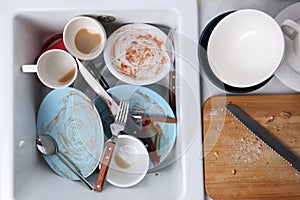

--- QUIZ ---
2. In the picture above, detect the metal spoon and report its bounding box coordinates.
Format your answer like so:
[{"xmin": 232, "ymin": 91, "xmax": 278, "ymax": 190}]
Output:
[{"xmin": 36, "ymin": 135, "xmax": 94, "ymax": 190}]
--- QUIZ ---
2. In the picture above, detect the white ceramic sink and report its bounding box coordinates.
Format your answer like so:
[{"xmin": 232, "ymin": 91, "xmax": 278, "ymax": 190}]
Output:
[{"xmin": 0, "ymin": 0, "xmax": 203, "ymax": 199}]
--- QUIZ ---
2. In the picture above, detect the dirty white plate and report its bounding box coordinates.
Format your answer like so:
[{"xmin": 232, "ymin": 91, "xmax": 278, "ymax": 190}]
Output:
[{"xmin": 104, "ymin": 23, "xmax": 171, "ymax": 85}]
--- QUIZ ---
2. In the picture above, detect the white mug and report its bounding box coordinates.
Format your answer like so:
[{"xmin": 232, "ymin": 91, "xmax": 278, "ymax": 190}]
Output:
[
  {"xmin": 21, "ymin": 49, "xmax": 78, "ymax": 89},
  {"xmin": 281, "ymin": 19, "xmax": 300, "ymax": 57},
  {"xmin": 281, "ymin": 19, "xmax": 300, "ymax": 74},
  {"xmin": 63, "ymin": 16, "xmax": 107, "ymax": 60}
]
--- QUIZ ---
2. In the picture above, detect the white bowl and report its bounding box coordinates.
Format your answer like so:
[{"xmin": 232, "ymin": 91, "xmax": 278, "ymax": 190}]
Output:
[
  {"xmin": 106, "ymin": 135, "xmax": 149, "ymax": 188},
  {"xmin": 207, "ymin": 9, "xmax": 285, "ymax": 88}
]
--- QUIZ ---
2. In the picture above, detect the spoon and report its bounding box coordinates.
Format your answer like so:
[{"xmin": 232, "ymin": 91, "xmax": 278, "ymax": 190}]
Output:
[{"xmin": 36, "ymin": 135, "xmax": 94, "ymax": 190}]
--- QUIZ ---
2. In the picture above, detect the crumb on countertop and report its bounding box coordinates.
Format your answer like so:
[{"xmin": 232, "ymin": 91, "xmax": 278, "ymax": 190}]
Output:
[
  {"xmin": 214, "ymin": 151, "xmax": 219, "ymax": 158},
  {"xmin": 264, "ymin": 116, "xmax": 274, "ymax": 124},
  {"xmin": 280, "ymin": 111, "xmax": 291, "ymax": 119},
  {"xmin": 232, "ymin": 169, "xmax": 236, "ymax": 175}
]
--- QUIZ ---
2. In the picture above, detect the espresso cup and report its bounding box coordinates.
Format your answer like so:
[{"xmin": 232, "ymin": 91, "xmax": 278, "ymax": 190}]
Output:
[
  {"xmin": 63, "ymin": 16, "xmax": 107, "ymax": 60},
  {"xmin": 21, "ymin": 49, "xmax": 78, "ymax": 89},
  {"xmin": 281, "ymin": 19, "xmax": 300, "ymax": 74}
]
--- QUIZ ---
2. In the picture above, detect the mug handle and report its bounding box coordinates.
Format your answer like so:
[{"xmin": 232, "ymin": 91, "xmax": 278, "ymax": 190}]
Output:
[
  {"xmin": 281, "ymin": 19, "xmax": 300, "ymax": 41},
  {"xmin": 21, "ymin": 65, "xmax": 37, "ymax": 73}
]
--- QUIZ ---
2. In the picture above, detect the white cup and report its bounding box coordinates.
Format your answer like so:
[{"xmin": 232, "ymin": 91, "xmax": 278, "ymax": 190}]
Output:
[
  {"xmin": 281, "ymin": 19, "xmax": 300, "ymax": 74},
  {"xmin": 106, "ymin": 135, "xmax": 149, "ymax": 188},
  {"xmin": 63, "ymin": 16, "xmax": 107, "ymax": 60},
  {"xmin": 21, "ymin": 49, "xmax": 78, "ymax": 89}
]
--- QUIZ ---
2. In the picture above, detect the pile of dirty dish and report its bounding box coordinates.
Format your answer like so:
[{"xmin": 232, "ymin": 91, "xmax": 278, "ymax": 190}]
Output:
[{"xmin": 21, "ymin": 16, "xmax": 177, "ymax": 191}]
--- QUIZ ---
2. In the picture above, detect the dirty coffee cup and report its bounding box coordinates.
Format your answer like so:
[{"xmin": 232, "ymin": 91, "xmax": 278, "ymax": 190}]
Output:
[
  {"xmin": 281, "ymin": 19, "xmax": 300, "ymax": 74},
  {"xmin": 63, "ymin": 16, "xmax": 107, "ymax": 60},
  {"xmin": 21, "ymin": 49, "xmax": 78, "ymax": 89}
]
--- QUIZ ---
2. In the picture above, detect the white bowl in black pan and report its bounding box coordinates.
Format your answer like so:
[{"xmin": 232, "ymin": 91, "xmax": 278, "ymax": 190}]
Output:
[{"xmin": 199, "ymin": 10, "xmax": 284, "ymax": 93}]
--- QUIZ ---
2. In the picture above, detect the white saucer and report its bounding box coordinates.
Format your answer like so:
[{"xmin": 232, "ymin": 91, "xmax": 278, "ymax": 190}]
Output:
[{"xmin": 275, "ymin": 2, "xmax": 300, "ymax": 92}]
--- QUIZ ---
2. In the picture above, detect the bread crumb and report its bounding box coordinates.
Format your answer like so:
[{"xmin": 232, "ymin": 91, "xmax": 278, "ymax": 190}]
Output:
[
  {"xmin": 280, "ymin": 111, "xmax": 291, "ymax": 119},
  {"xmin": 232, "ymin": 169, "xmax": 236, "ymax": 175},
  {"xmin": 264, "ymin": 116, "xmax": 274, "ymax": 124},
  {"xmin": 214, "ymin": 151, "xmax": 219, "ymax": 158}
]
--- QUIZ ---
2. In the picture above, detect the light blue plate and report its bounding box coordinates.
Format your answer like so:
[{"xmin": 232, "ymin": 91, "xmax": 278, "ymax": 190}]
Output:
[
  {"xmin": 94, "ymin": 85, "xmax": 176, "ymax": 170},
  {"xmin": 37, "ymin": 87, "xmax": 104, "ymax": 180}
]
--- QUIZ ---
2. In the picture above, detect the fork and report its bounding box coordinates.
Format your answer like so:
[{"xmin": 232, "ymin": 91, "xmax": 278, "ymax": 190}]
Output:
[{"xmin": 94, "ymin": 100, "xmax": 129, "ymax": 191}]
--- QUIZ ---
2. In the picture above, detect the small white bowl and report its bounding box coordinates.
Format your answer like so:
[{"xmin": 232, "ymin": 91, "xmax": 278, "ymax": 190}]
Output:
[
  {"xmin": 207, "ymin": 9, "xmax": 285, "ymax": 88},
  {"xmin": 63, "ymin": 16, "xmax": 107, "ymax": 60},
  {"xmin": 106, "ymin": 135, "xmax": 149, "ymax": 188}
]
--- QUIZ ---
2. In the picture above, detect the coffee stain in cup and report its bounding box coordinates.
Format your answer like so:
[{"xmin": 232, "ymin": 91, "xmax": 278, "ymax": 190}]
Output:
[
  {"xmin": 115, "ymin": 153, "xmax": 131, "ymax": 169},
  {"xmin": 58, "ymin": 68, "xmax": 76, "ymax": 83},
  {"xmin": 75, "ymin": 28, "xmax": 101, "ymax": 54}
]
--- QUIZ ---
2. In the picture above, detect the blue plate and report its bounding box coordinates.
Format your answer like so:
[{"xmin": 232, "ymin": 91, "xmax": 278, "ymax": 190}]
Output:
[
  {"xmin": 94, "ymin": 85, "xmax": 176, "ymax": 170},
  {"xmin": 37, "ymin": 87, "xmax": 104, "ymax": 180}
]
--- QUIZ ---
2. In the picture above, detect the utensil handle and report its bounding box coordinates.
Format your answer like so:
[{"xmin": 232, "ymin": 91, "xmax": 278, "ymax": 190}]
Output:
[
  {"xmin": 56, "ymin": 153, "xmax": 94, "ymax": 190},
  {"xmin": 94, "ymin": 141, "xmax": 115, "ymax": 191},
  {"xmin": 281, "ymin": 19, "xmax": 300, "ymax": 40},
  {"xmin": 169, "ymin": 70, "xmax": 176, "ymax": 114}
]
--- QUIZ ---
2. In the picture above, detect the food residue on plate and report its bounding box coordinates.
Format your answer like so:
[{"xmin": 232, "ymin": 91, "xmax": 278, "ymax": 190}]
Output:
[{"xmin": 111, "ymin": 25, "xmax": 169, "ymax": 80}]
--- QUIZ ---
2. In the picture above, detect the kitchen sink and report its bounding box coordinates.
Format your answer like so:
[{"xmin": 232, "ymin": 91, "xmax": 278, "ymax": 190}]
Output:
[{"xmin": 0, "ymin": 0, "xmax": 203, "ymax": 200}]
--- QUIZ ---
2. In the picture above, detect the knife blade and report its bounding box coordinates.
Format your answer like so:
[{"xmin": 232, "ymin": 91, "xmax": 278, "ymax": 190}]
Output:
[
  {"xmin": 76, "ymin": 58, "xmax": 119, "ymax": 116},
  {"xmin": 129, "ymin": 114, "xmax": 177, "ymax": 123},
  {"xmin": 225, "ymin": 104, "xmax": 300, "ymax": 172}
]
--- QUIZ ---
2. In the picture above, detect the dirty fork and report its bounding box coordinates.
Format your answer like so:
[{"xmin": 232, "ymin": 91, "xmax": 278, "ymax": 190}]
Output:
[{"xmin": 94, "ymin": 100, "xmax": 129, "ymax": 191}]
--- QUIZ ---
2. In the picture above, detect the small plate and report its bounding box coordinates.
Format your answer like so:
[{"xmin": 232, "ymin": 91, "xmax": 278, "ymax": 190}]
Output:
[
  {"xmin": 198, "ymin": 11, "xmax": 272, "ymax": 93},
  {"xmin": 104, "ymin": 23, "xmax": 171, "ymax": 85},
  {"xmin": 37, "ymin": 87, "xmax": 104, "ymax": 180},
  {"xmin": 94, "ymin": 85, "xmax": 176, "ymax": 170},
  {"xmin": 275, "ymin": 2, "xmax": 300, "ymax": 92}
]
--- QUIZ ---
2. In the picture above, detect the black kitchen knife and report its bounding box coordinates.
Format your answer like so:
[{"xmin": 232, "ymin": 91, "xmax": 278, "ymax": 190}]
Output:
[{"xmin": 225, "ymin": 104, "xmax": 300, "ymax": 172}]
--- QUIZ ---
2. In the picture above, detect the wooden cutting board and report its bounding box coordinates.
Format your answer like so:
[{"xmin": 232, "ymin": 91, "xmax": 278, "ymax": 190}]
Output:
[{"xmin": 203, "ymin": 94, "xmax": 300, "ymax": 199}]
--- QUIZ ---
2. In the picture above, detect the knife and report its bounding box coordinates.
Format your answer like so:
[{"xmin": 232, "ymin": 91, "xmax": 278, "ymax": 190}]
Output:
[
  {"xmin": 225, "ymin": 104, "xmax": 300, "ymax": 172},
  {"xmin": 77, "ymin": 58, "xmax": 119, "ymax": 116},
  {"xmin": 130, "ymin": 114, "xmax": 177, "ymax": 123}
]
